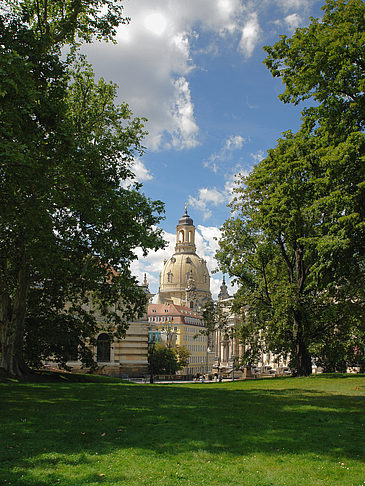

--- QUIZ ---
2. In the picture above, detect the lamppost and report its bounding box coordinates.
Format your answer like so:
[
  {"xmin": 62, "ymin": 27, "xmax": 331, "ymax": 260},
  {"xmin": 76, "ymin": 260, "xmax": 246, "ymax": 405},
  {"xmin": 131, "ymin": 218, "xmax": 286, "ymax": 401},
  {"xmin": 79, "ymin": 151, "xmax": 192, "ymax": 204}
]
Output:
[{"xmin": 206, "ymin": 346, "xmax": 211, "ymax": 375}]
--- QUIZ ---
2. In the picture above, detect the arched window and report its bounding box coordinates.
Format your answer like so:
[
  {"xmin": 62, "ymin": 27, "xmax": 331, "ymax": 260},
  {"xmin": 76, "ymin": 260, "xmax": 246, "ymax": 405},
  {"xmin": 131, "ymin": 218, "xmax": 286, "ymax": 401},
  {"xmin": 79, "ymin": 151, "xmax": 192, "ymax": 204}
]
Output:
[
  {"xmin": 188, "ymin": 231, "xmax": 193, "ymax": 242},
  {"xmin": 97, "ymin": 333, "xmax": 111, "ymax": 362},
  {"xmin": 179, "ymin": 230, "xmax": 184, "ymax": 242},
  {"xmin": 167, "ymin": 272, "xmax": 173, "ymax": 283}
]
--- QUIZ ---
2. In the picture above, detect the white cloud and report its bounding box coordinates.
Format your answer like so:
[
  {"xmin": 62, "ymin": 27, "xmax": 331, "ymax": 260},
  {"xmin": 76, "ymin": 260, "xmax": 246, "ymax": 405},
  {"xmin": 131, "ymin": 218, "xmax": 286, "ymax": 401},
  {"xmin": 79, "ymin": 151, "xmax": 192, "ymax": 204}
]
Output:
[
  {"xmin": 196, "ymin": 225, "xmax": 221, "ymax": 275},
  {"xmin": 279, "ymin": 0, "xmax": 310, "ymax": 12},
  {"xmin": 204, "ymin": 134, "xmax": 248, "ymax": 173},
  {"xmin": 250, "ymin": 149, "xmax": 265, "ymax": 164},
  {"xmin": 188, "ymin": 188, "xmax": 226, "ymax": 220},
  {"xmin": 144, "ymin": 12, "xmax": 168, "ymax": 36},
  {"xmin": 120, "ymin": 158, "xmax": 153, "ymax": 189},
  {"xmin": 273, "ymin": 13, "xmax": 303, "ymax": 32},
  {"xmin": 132, "ymin": 158, "xmax": 153, "ymax": 182},
  {"xmin": 284, "ymin": 13, "xmax": 302, "ymax": 30},
  {"xmin": 170, "ymin": 77, "xmax": 199, "ymax": 149},
  {"xmin": 81, "ymin": 0, "xmax": 317, "ymax": 153},
  {"xmin": 238, "ymin": 13, "xmax": 261, "ymax": 58},
  {"xmin": 225, "ymin": 135, "xmax": 245, "ymax": 150},
  {"xmin": 82, "ymin": 0, "xmax": 249, "ymax": 152},
  {"xmin": 189, "ymin": 162, "xmax": 253, "ymax": 220}
]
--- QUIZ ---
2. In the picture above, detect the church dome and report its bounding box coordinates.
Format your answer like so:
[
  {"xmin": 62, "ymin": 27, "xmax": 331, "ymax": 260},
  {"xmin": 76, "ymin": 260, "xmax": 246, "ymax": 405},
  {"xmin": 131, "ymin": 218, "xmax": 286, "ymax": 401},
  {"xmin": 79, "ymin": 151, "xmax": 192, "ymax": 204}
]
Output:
[
  {"xmin": 160, "ymin": 252, "xmax": 210, "ymax": 293},
  {"xmin": 156, "ymin": 205, "xmax": 212, "ymax": 309},
  {"xmin": 178, "ymin": 213, "xmax": 194, "ymax": 226}
]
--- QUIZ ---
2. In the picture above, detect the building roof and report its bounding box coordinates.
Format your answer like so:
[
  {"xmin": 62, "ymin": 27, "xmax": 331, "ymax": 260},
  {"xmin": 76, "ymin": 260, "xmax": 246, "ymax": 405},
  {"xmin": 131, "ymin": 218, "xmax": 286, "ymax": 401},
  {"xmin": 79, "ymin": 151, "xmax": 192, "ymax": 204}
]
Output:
[{"xmin": 148, "ymin": 303, "xmax": 202, "ymax": 319}]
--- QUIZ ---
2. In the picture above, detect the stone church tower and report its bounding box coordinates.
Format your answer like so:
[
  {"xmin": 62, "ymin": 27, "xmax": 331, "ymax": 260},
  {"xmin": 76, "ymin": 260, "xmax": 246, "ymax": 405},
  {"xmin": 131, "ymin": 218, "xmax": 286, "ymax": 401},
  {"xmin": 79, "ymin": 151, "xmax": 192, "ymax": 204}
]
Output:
[{"xmin": 156, "ymin": 206, "xmax": 212, "ymax": 310}]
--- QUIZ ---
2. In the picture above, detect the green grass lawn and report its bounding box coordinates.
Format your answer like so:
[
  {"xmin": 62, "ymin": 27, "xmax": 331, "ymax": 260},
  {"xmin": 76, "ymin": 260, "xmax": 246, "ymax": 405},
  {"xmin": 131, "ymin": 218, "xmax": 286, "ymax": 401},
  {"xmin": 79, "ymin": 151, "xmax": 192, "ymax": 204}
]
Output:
[{"xmin": 0, "ymin": 374, "xmax": 364, "ymax": 486}]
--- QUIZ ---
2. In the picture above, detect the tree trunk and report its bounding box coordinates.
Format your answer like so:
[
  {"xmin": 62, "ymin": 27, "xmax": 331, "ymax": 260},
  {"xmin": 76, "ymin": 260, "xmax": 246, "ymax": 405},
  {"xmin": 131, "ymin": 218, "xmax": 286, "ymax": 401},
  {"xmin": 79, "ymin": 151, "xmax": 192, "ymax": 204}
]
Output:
[
  {"xmin": 0, "ymin": 251, "xmax": 30, "ymax": 377},
  {"xmin": 292, "ymin": 313, "xmax": 312, "ymax": 376},
  {"xmin": 293, "ymin": 338, "xmax": 312, "ymax": 376}
]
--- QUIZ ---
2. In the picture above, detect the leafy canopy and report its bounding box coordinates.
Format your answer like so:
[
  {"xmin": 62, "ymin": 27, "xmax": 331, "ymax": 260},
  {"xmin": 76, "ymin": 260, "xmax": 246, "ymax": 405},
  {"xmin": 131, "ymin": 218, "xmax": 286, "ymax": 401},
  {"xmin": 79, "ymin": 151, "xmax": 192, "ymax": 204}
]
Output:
[{"xmin": 0, "ymin": 10, "xmax": 165, "ymax": 375}]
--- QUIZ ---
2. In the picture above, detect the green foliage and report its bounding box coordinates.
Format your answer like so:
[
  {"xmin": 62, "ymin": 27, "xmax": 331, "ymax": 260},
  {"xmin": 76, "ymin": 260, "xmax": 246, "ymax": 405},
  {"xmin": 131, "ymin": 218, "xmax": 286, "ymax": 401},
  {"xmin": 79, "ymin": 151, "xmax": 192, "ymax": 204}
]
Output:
[
  {"xmin": 264, "ymin": 0, "xmax": 365, "ymax": 139},
  {"xmin": 218, "ymin": 129, "xmax": 364, "ymax": 375},
  {"xmin": 175, "ymin": 345, "xmax": 190, "ymax": 370},
  {"xmin": 0, "ymin": 12, "xmax": 165, "ymax": 375},
  {"xmin": 310, "ymin": 324, "xmax": 365, "ymax": 373},
  {"xmin": 6, "ymin": 0, "xmax": 129, "ymax": 47},
  {"xmin": 201, "ymin": 300, "xmax": 229, "ymax": 335},
  {"xmin": 148, "ymin": 343, "xmax": 189, "ymax": 376}
]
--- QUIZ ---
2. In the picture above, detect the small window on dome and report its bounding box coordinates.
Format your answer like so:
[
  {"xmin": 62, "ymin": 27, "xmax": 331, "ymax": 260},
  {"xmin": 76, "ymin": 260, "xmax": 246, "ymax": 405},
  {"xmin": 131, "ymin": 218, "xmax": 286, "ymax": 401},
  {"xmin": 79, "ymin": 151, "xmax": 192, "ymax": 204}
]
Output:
[{"xmin": 167, "ymin": 272, "xmax": 173, "ymax": 283}]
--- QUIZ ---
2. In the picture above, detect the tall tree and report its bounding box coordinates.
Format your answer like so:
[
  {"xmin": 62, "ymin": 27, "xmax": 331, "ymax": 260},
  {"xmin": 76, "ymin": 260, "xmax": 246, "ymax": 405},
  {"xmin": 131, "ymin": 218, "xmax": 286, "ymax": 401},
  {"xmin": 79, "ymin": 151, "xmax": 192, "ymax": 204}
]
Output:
[
  {"xmin": 217, "ymin": 129, "xmax": 364, "ymax": 376},
  {"xmin": 0, "ymin": 11, "xmax": 165, "ymax": 377}
]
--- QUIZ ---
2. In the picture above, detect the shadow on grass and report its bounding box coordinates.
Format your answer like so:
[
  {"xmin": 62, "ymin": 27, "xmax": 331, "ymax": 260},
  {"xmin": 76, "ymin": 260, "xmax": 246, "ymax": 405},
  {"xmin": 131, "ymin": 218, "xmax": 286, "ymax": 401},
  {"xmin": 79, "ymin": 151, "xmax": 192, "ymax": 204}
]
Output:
[{"xmin": 0, "ymin": 377, "xmax": 364, "ymax": 485}]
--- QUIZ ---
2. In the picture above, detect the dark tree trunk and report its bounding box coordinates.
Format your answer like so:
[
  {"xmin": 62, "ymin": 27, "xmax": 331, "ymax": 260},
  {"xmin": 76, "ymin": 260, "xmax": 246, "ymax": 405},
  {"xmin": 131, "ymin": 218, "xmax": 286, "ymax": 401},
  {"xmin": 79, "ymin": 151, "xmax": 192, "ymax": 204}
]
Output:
[
  {"xmin": 293, "ymin": 338, "xmax": 312, "ymax": 376},
  {"xmin": 292, "ymin": 313, "xmax": 312, "ymax": 376},
  {"xmin": 0, "ymin": 251, "xmax": 30, "ymax": 378}
]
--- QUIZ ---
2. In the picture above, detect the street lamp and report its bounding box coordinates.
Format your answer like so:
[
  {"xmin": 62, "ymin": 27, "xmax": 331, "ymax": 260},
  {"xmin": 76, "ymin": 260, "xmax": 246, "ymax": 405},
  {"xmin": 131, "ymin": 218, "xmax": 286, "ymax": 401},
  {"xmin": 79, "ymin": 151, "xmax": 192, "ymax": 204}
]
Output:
[{"xmin": 206, "ymin": 346, "xmax": 210, "ymax": 374}]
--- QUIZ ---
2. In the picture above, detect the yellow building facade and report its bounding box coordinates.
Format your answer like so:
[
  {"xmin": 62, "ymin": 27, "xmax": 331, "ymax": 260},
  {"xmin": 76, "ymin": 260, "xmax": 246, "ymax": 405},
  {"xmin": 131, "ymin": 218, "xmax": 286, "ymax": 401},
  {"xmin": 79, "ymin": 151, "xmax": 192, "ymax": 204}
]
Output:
[{"xmin": 148, "ymin": 303, "xmax": 214, "ymax": 375}]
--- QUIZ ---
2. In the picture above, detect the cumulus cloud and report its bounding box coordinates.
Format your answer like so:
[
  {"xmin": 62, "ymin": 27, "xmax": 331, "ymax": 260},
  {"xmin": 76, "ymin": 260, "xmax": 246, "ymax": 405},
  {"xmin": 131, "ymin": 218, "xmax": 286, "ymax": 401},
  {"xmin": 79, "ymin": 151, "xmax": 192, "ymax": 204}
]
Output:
[
  {"xmin": 188, "ymin": 188, "xmax": 226, "ymax": 220},
  {"xmin": 271, "ymin": 12, "xmax": 303, "ymax": 32},
  {"xmin": 82, "ymin": 0, "xmax": 317, "ymax": 153},
  {"xmin": 82, "ymin": 0, "xmax": 255, "ymax": 152},
  {"xmin": 238, "ymin": 13, "xmax": 261, "ymax": 58},
  {"xmin": 169, "ymin": 77, "xmax": 199, "ymax": 149},
  {"xmin": 132, "ymin": 158, "xmax": 153, "ymax": 182}
]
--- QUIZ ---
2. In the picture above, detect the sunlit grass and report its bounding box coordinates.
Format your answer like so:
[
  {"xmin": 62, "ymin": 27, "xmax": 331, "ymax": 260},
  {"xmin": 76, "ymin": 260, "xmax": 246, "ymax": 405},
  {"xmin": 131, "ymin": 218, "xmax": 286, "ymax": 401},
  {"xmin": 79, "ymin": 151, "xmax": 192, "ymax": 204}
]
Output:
[{"xmin": 1, "ymin": 374, "xmax": 364, "ymax": 485}]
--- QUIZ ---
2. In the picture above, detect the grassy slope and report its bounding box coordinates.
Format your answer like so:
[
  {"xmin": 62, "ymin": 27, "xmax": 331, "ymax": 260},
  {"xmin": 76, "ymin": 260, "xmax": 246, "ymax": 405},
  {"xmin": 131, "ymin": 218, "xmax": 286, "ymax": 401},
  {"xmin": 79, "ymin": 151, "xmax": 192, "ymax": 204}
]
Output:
[{"xmin": 0, "ymin": 375, "xmax": 364, "ymax": 486}]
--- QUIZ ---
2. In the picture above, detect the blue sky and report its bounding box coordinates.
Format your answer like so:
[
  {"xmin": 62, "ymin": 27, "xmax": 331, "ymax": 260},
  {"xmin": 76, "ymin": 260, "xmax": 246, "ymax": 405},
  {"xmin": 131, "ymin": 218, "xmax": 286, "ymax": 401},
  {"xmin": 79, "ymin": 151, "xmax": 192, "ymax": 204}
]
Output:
[{"xmin": 83, "ymin": 0, "xmax": 324, "ymax": 298}]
